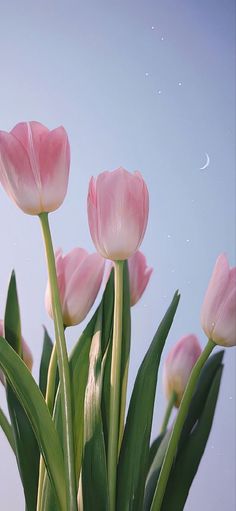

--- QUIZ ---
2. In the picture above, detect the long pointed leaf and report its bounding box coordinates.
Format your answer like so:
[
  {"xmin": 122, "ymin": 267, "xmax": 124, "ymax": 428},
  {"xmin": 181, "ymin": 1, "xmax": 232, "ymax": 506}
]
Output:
[
  {"xmin": 82, "ymin": 307, "xmax": 108, "ymax": 510},
  {"xmin": 161, "ymin": 364, "xmax": 223, "ymax": 510},
  {"xmin": 39, "ymin": 328, "xmax": 54, "ymax": 398},
  {"xmin": 144, "ymin": 351, "xmax": 224, "ymax": 509},
  {"xmin": 117, "ymin": 291, "xmax": 180, "ymax": 511},
  {"xmin": 4, "ymin": 271, "xmax": 39, "ymax": 510},
  {"xmin": 42, "ymin": 272, "xmax": 115, "ymax": 509},
  {"xmin": 0, "ymin": 338, "xmax": 66, "ymax": 510}
]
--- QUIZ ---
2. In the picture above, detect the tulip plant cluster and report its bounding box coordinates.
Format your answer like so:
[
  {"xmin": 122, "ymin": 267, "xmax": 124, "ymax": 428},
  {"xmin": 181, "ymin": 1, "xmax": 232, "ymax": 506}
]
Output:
[{"xmin": 0, "ymin": 121, "xmax": 235, "ymax": 511}]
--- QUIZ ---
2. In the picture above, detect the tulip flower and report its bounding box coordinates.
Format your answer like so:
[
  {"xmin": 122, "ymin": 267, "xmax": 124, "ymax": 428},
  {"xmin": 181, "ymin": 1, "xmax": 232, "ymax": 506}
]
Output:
[
  {"xmin": 128, "ymin": 250, "xmax": 153, "ymax": 306},
  {"xmin": 0, "ymin": 320, "xmax": 33, "ymax": 384},
  {"xmin": 0, "ymin": 121, "xmax": 70, "ymax": 215},
  {"xmin": 201, "ymin": 253, "xmax": 236, "ymax": 347},
  {"xmin": 163, "ymin": 334, "xmax": 202, "ymax": 408},
  {"xmin": 45, "ymin": 247, "xmax": 105, "ymax": 326},
  {"xmin": 87, "ymin": 167, "xmax": 149, "ymax": 260},
  {"xmin": 105, "ymin": 250, "xmax": 153, "ymax": 306}
]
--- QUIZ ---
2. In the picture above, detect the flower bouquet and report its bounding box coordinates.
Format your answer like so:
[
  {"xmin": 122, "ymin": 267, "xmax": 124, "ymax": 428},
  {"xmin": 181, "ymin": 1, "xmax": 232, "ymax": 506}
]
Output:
[{"xmin": 0, "ymin": 121, "xmax": 235, "ymax": 511}]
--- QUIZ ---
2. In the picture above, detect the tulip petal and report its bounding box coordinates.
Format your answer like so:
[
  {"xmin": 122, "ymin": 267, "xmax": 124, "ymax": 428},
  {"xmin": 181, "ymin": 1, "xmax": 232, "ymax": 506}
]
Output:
[
  {"xmin": 200, "ymin": 254, "xmax": 230, "ymax": 338},
  {"xmin": 0, "ymin": 130, "xmax": 42, "ymax": 213},
  {"xmin": 39, "ymin": 127, "xmax": 70, "ymax": 212},
  {"xmin": 214, "ymin": 284, "xmax": 236, "ymax": 347},
  {"xmin": 64, "ymin": 254, "xmax": 104, "ymax": 325}
]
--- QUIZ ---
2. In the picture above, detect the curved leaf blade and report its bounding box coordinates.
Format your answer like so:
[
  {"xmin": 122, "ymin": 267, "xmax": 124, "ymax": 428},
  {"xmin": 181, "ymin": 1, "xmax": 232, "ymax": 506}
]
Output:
[
  {"xmin": 161, "ymin": 365, "xmax": 223, "ymax": 510},
  {"xmin": 4, "ymin": 271, "xmax": 39, "ymax": 510},
  {"xmin": 0, "ymin": 338, "xmax": 66, "ymax": 511},
  {"xmin": 117, "ymin": 291, "xmax": 180, "ymax": 511}
]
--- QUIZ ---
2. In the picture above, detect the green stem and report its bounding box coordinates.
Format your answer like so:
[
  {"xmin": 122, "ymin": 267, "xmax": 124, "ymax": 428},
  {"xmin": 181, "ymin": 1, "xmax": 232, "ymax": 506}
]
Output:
[
  {"xmin": 37, "ymin": 343, "xmax": 58, "ymax": 511},
  {"xmin": 39, "ymin": 213, "xmax": 77, "ymax": 511},
  {"xmin": 160, "ymin": 391, "xmax": 177, "ymax": 435},
  {"xmin": 151, "ymin": 339, "xmax": 215, "ymax": 511},
  {"xmin": 108, "ymin": 260, "xmax": 124, "ymax": 511},
  {"xmin": 0, "ymin": 407, "xmax": 15, "ymax": 453}
]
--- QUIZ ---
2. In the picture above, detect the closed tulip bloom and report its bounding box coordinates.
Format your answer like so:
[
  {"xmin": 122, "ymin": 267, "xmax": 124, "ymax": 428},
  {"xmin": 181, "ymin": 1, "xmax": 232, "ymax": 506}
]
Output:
[
  {"xmin": 45, "ymin": 248, "xmax": 105, "ymax": 326},
  {"xmin": 128, "ymin": 251, "xmax": 153, "ymax": 306},
  {"xmin": 87, "ymin": 167, "xmax": 149, "ymax": 260},
  {"xmin": 0, "ymin": 121, "xmax": 70, "ymax": 215},
  {"xmin": 201, "ymin": 254, "xmax": 236, "ymax": 347},
  {"xmin": 163, "ymin": 334, "xmax": 202, "ymax": 407},
  {"xmin": 0, "ymin": 320, "xmax": 33, "ymax": 384}
]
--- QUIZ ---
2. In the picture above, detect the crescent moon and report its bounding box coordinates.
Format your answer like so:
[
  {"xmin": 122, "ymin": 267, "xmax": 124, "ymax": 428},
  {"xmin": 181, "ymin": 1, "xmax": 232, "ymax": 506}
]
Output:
[{"xmin": 200, "ymin": 152, "xmax": 210, "ymax": 170}]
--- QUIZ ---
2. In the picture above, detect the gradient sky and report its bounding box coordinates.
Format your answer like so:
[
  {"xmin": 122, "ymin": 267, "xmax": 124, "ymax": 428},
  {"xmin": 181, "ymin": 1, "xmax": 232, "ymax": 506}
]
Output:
[{"xmin": 0, "ymin": 1, "xmax": 235, "ymax": 509}]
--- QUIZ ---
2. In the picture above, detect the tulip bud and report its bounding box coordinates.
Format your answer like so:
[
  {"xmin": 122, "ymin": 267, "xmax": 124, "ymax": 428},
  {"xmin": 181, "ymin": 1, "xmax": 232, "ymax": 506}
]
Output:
[
  {"xmin": 163, "ymin": 334, "xmax": 202, "ymax": 407},
  {"xmin": 0, "ymin": 121, "xmax": 70, "ymax": 215},
  {"xmin": 128, "ymin": 251, "xmax": 153, "ymax": 306},
  {"xmin": 0, "ymin": 319, "xmax": 33, "ymax": 385},
  {"xmin": 201, "ymin": 253, "xmax": 236, "ymax": 347},
  {"xmin": 87, "ymin": 167, "xmax": 149, "ymax": 260},
  {"xmin": 45, "ymin": 247, "xmax": 105, "ymax": 326}
]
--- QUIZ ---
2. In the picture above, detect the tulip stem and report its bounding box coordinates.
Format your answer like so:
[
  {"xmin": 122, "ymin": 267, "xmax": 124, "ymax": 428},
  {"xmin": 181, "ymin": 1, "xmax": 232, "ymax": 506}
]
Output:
[
  {"xmin": 151, "ymin": 339, "xmax": 215, "ymax": 511},
  {"xmin": 0, "ymin": 407, "xmax": 15, "ymax": 453},
  {"xmin": 160, "ymin": 391, "xmax": 177, "ymax": 434},
  {"xmin": 37, "ymin": 342, "xmax": 58, "ymax": 511},
  {"xmin": 39, "ymin": 213, "xmax": 77, "ymax": 511},
  {"xmin": 108, "ymin": 260, "xmax": 124, "ymax": 511}
]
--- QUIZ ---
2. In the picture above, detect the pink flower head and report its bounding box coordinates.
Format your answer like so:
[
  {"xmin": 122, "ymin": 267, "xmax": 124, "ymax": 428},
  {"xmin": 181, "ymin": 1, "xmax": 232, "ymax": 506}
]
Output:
[
  {"xmin": 128, "ymin": 250, "xmax": 153, "ymax": 306},
  {"xmin": 163, "ymin": 334, "xmax": 202, "ymax": 407},
  {"xmin": 87, "ymin": 167, "xmax": 149, "ymax": 260},
  {"xmin": 45, "ymin": 247, "xmax": 105, "ymax": 326},
  {"xmin": 201, "ymin": 253, "xmax": 236, "ymax": 347},
  {"xmin": 0, "ymin": 319, "xmax": 33, "ymax": 385},
  {"xmin": 0, "ymin": 121, "xmax": 70, "ymax": 215}
]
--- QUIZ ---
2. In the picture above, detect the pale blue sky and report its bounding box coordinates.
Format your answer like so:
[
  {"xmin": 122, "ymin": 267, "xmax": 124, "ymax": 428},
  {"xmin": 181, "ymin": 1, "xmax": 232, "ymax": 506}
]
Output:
[{"xmin": 0, "ymin": 1, "xmax": 235, "ymax": 509}]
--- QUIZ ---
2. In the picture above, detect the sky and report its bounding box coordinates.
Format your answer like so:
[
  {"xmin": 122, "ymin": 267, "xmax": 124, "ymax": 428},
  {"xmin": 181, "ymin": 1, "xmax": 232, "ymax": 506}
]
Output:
[{"xmin": 0, "ymin": 1, "xmax": 235, "ymax": 509}]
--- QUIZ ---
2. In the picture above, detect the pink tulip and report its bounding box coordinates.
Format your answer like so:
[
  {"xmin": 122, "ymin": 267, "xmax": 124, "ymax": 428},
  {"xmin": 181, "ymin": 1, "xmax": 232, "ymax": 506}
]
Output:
[
  {"xmin": 104, "ymin": 250, "xmax": 153, "ymax": 306},
  {"xmin": 87, "ymin": 167, "xmax": 149, "ymax": 260},
  {"xmin": 128, "ymin": 251, "xmax": 153, "ymax": 306},
  {"xmin": 163, "ymin": 334, "xmax": 202, "ymax": 407},
  {"xmin": 201, "ymin": 254, "xmax": 236, "ymax": 347},
  {"xmin": 45, "ymin": 247, "xmax": 105, "ymax": 326},
  {"xmin": 0, "ymin": 320, "xmax": 33, "ymax": 384},
  {"xmin": 0, "ymin": 121, "xmax": 70, "ymax": 215}
]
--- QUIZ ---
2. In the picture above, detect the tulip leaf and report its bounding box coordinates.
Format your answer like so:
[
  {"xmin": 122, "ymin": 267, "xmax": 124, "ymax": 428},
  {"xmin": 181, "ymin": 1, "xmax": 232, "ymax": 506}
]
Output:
[
  {"xmin": 4, "ymin": 271, "xmax": 40, "ymax": 511},
  {"xmin": 0, "ymin": 338, "xmax": 67, "ymax": 510},
  {"xmin": 144, "ymin": 431, "xmax": 172, "ymax": 511},
  {"xmin": 39, "ymin": 327, "xmax": 54, "ymax": 398},
  {"xmin": 144, "ymin": 351, "xmax": 224, "ymax": 509},
  {"xmin": 178, "ymin": 350, "xmax": 224, "ymax": 449},
  {"xmin": 147, "ymin": 433, "xmax": 166, "ymax": 473},
  {"xmin": 161, "ymin": 364, "xmax": 224, "ymax": 510},
  {"xmin": 82, "ymin": 306, "xmax": 109, "ymax": 511},
  {"xmin": 117, "ymin": 291, "xmax": 180, "ymax": 511},
  {"xmin": 42, "ymin": 272, "xmax": 115, "ymax": 509},
  {"xmin": 0, "ymin": 407, "xmax": 15, "ymax": 453}
]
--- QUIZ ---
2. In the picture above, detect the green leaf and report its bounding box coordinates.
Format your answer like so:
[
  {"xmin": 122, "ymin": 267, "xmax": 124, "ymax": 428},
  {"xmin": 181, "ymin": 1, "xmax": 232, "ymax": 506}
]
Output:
[
  {"xmin": 144, "ymin": 351, "xmax": 224, "ymax": 510},
  {"xmin": 4, "ymin": 271, "xmax": 40, "ymax": 511},
  {"xmin": 0, "ymin": 407, "xmax": 15, "ymax": 453},
  {"xmin": 179, "ymin": 350, "xmax": 224, "ymax": 448},
  {"xmin": 43, "ymin": 272, "xmax": 115, "ymax": 509},
  {"xmin": 117, "ymin": 291, "xmax": 180, "ymax": 511},
  {"xmin": 39, "ymin": 327, "xmax": 54, "ymax": 398},
  {"xmin": 161, "ymin": 364, "xmax": 224, "ymax": 510},
  {"xmin": 82, "ymin": 307, "xmax": 109, "ymax": 511},
  {"xmin": 0, "ymin": 338, "xmax": 67, "ymax": 511},
  {"xmin": 144, "ymin": 431, "xmax": 172, "ymax": 511},
  {"xmin": 147, "ymin": 433, "xmax": 165, "ymax": 473}
]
